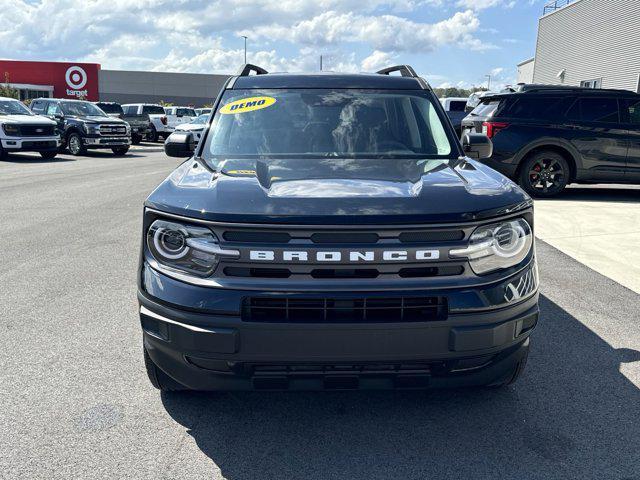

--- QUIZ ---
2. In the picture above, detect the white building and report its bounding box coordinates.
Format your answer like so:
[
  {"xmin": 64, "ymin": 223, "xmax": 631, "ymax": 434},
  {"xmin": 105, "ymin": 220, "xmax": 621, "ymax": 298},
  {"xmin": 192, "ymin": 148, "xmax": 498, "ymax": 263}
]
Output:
[
  {"xmin": 520, "ymin": 0, "xmax": 640, "ymax": 91},
  {"xmin": 517, "ymin": 58, "xmax": 535, "ymax": 84}
]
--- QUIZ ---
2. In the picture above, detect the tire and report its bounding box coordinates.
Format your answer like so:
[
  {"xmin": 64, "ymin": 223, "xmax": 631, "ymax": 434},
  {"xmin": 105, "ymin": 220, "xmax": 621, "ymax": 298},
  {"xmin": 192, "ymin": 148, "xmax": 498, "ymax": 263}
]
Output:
[
  {"xmin": 148, "ymin": 125, "xmax": 159, "ymax": 143},
  {"xmin": 143, "ymin": 347, "xmax": 186, "ymax": 392},
  {"xmin": 67, "ymin": 132, "xmax": 86, "ymax": 156},
  {"xmin": 111, "ymin": 146, "xmax": 130, "ymax": 156},
  {"xmin": 518, "ymin": 150, "xmax": 570, "ymax": 198},
  {"xmin": 131, "ymin": 134, "xmax": 142, "ymax": 145},
  {"xmin": 0, "ymin": 146, "xmax": 7, "ymax": 161},
  {"xmin": 39, "ymin": 151, "xmax": 57, "ymax": 160}
]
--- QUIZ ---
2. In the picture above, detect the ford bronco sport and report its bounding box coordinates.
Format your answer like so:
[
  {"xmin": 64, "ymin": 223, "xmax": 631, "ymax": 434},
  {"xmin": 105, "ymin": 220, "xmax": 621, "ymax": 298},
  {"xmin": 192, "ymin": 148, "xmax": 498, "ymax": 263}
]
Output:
[{"xmin": 138, "ymin": 65, "xmax": 539, "ymax": 392}]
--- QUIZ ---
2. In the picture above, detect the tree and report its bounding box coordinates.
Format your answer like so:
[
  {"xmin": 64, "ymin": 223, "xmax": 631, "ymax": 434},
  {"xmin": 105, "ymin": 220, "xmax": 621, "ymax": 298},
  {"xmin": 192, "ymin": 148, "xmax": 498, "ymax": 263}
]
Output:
[
  {"xmin": 159, "ymin": 100, "xmax": 174, "ymax": 107},
  {"xmin": 0, "ymin": 72, "xmax": 19, "ymax": 99},
  {"xmin": 432, "ymin": 86, "xmax": 488, "ymax": 99}
]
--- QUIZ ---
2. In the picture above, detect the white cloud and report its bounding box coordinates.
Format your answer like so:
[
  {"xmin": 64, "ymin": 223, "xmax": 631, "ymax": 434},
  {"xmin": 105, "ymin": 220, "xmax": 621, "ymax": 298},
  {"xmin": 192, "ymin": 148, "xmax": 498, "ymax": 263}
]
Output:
[
  {"xmin": 246, "ymin": 10, "xmax": 488, "ymax": 52},
  {"xmin": 0, "ymin": 0, "xmax": 494, "ymax": 75},
  {"xmin": 455, "ymin": 0, "xmax": 514, "ymax": 10},
  {"xmin": 361, "ymin": 50, "xmax": 397, "ymax": 72}
]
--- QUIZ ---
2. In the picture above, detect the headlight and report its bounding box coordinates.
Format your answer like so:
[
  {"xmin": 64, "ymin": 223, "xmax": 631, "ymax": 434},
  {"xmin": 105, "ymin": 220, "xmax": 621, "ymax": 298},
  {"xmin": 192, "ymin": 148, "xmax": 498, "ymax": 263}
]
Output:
[
  {"xmin": 450, "ymin": 218, "xmax": 533, "ymax": 275},
  {"xmin": 146, "ymin": 219, "xmax": 237, "ymax": 277},
  {"xmin": 84, "ymin": 124, "xmax": 100, "ymax": 134},
  {"xmin": 2, "ymin": 124, "xmax": 19, "ymax": 136}
]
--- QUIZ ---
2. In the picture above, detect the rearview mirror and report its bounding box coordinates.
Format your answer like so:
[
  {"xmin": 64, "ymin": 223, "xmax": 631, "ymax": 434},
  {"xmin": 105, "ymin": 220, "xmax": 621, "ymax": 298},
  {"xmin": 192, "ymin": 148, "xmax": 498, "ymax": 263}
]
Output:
[
  {"xmin": 462, "ymin": 133, "xmax": 493, "ymax": 159},
  {"xmin": 164, "ymin": 131, "xmax": 195, "ymax": 158}
]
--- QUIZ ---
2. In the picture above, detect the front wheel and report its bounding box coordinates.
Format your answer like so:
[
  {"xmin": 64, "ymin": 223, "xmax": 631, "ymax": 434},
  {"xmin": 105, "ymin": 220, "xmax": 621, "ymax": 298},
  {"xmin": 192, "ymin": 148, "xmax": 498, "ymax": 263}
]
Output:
[
  {"xmin": 111, "ymin": 146, "xmax": 130, "ymax": 156},
  {"xmin": 147, "ymin": 125, "xmax": 159, "ymax": 143},
  {"xmin": 518, "ymin": 151, "xmax": 570, "ymax": 198},
  {"xmin": 40, "ymin": 151, "xmax": 57, "ymax": 160},
  {"xmin": 67, "ymin": 132, "xmax": 86, "ymax": 156}
]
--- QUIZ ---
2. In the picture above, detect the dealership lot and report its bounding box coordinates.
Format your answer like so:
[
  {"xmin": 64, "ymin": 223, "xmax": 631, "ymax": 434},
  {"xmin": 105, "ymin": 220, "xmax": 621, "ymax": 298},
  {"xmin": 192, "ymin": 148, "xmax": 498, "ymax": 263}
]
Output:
[{"xmin": 1, "ymin": 148, "xmax": 639, "ymax": 479}]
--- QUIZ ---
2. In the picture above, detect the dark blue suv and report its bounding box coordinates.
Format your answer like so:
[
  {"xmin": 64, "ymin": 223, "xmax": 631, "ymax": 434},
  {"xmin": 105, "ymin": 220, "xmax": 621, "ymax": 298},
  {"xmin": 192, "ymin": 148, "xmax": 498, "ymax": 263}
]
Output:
[
  {"xmin": 138, "ymin": 65, "xmax": 538, "ymax": 392},
  {"xmin": 462, "ymin": 86, "xmax": 640, "ymax": 197}
]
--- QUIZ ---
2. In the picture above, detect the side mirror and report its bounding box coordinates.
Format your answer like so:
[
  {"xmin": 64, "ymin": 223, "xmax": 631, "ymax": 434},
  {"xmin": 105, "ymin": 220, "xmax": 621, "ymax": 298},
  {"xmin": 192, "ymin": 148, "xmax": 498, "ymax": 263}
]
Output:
[
  {"xmin": 54, "ymin": 112, "xmax": 64, "ymax": 120},
  {"xmin": 462, "ymin": 133, "xmax": 493, "ymax": 159},
  {"xmin": 164, "ymin": 131, "xmax": 195, "ymax": 158}
]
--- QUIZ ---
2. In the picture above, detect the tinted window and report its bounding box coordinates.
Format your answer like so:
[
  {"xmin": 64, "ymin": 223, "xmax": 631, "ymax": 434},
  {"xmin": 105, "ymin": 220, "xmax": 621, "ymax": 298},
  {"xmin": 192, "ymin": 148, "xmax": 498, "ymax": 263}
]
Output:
[
  {"xmin": 449, "ymin": 101, "xmax": 466, "ymax": 112},
  {"xmin": 46, "ymin": 102, "xmax": 61, "ymax": 116},
  {"xmin": 205, "ymin": 89, "xmax": 453, "ymax": 158},
  {"xmin": 176, "ymin": 108, "xmax": 196, "ymax": 116},
  {"xmin": 97, "ymin": 103, "xmax": 123, "ymax": 115},
  {"xmin": 568, "ymin": 97, "xmax": 619, "ymax": 123},
  {"xmin": 470, "ymin": 100, "xmax": 501, "ymax": 117},
  {"xmin": 500, "ymin": 96, "xmax": 568, "ymax": 120},
  {"xmin": 31, "ymin": 101, "xmax": 45, "ymax": 113},
  {"xmin": 142, "ymin": 105, "xmax": 165, "ymax": 115}
]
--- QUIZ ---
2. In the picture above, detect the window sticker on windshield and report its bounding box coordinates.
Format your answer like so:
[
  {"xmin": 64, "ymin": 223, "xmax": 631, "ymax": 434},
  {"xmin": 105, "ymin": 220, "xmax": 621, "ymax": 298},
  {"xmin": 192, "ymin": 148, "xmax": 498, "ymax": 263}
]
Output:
[{"xmin": 219, "ymin": 96, "xmax": 276, "ymax": 115}]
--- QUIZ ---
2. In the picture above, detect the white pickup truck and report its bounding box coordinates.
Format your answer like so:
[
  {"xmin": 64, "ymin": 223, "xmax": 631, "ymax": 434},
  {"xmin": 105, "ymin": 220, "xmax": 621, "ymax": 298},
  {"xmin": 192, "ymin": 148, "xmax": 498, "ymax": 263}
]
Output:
[
  {"xmin": 0, "ymin": 96, "xmax": 60, "ymax": 160},
  {"xmin": 122, "ymin": 103, "xmax": 172, "ymax": 142},
  {"xmin": 163, "ymin": 107, "xmax": 197, "ymax": 130}
]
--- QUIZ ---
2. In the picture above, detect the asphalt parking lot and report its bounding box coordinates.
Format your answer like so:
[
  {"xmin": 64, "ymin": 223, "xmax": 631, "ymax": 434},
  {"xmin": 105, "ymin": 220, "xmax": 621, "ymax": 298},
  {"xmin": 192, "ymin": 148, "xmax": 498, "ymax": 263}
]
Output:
[{"xmin": 2, "ymin": 147, "xmax": 639, "ymax": 480}]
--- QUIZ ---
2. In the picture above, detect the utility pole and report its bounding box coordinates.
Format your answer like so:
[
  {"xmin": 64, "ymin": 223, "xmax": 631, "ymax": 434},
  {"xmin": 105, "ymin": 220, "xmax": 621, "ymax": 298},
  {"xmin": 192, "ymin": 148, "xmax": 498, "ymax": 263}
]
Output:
[
  {"xmin": 241, "ymin": 36, "xmax": 248, "ymax": 64},
  {"xmin": 320, "ymin": 55, "xmax": 323, "ymax": 71},
  {"xmin": 485, "ymin": 74, "xmax": 491, "ymax": 90}
]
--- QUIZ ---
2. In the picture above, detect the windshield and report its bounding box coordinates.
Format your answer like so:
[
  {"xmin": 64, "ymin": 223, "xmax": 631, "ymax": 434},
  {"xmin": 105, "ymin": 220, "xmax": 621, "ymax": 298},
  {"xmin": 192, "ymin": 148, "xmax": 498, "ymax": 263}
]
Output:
[
  {"xmin": 142, "ymin": 105, "xmax": 166, "ymax": 115},
  {"xmin": 98, "ymin": 103, "xmax": 123, "ymax": 115},
  {"xmin": 0, "ymin": 100, "xmax": 33, "ymax": 116},
  {"xmin": 204, "ymin": 89, "xmax": 453, "ymax": 160},
  {"xmin": 61, "ymin": 101, "xmax": 106, "ymax": 117},
  {"xmin": 191, "ymin": 114, "xmax": 208, "ymax": 124}
]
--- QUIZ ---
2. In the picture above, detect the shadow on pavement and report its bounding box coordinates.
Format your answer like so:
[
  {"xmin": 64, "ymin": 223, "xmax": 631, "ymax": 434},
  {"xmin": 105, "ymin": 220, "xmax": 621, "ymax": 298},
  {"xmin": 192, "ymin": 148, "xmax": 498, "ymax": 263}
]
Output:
[
  {"xmin": 161, "ymin": 295, "xmax": 640, "ymax": 479},
  {"xmin": 1, "ymin": 153, "xmax": 75, "ymax": 163}
]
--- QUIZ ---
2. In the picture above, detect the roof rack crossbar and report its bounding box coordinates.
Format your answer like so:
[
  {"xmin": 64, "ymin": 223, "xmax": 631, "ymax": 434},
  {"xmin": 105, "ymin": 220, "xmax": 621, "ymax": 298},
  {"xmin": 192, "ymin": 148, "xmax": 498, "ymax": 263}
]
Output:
[
  {"xmin": 376, "ymin": 65, "xmax": 418, "ymax": 78},
  {"xmin": 237, "ymin": 64, "xmax": 269, "ymax": 76}
]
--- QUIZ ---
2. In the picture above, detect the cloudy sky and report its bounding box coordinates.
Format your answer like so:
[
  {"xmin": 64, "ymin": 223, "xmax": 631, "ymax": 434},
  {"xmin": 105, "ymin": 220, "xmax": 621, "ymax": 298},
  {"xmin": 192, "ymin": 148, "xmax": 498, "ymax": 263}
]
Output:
[{"xmin": 0, "ymin": 0, "xmax": 546, "ymax": 89}]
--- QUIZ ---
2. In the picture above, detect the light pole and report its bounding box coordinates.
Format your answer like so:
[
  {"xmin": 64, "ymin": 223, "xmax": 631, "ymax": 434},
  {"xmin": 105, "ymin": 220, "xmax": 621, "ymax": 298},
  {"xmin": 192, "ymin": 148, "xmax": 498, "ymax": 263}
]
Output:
[
  {"xmin": 485, "ymin": 74, "xmax": 491, "ymax": 90},
  {"xmin": 241, "ymin": 36, "xmax": 248, "ymax": 64}
]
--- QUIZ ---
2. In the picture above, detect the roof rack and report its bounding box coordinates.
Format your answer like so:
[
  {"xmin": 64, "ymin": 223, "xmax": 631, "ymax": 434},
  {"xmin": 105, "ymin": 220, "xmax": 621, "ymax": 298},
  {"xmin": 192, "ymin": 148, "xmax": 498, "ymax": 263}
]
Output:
[
  {"xmin": 376, "ymin": 64, "xmax": 431, "ymax": 90},
  {"xmin": 237, "ymin": 64, "xmax": 268, "ymax": 76},
  {"xmin": 376, "ymin": 65, "xmax": 418, "ymax": 78}
]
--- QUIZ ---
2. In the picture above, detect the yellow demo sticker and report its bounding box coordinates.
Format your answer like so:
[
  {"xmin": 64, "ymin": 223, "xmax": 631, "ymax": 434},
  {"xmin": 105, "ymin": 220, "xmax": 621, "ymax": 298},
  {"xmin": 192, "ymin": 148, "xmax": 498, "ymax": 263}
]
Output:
[{"xmin": 219, "ymin": 96, "xmax": 276, "ymax": 115}]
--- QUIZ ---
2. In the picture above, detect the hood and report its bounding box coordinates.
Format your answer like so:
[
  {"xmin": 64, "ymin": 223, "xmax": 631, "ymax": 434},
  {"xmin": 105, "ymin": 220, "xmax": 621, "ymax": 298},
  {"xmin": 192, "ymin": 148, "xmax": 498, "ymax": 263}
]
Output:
[
  {"xmin": 70, "ymin": 115, "xmax": 126, "ymax": 124},
  {"xmin": 175, "ymin": 123, "xmax": 205, "ymax": 131},
  {"xmin": 1, "ymin": 114, "xmax": 56, "ymax": 125},
  {"xmin": 145, "ymin": 157, "xmax": 531, "ymax": 224}
]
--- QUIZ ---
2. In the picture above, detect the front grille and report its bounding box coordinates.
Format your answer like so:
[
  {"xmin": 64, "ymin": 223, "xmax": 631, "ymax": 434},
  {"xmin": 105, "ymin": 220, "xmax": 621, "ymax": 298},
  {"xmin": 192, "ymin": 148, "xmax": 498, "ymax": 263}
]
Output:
[
  {"xmin": 242, "ymin": 296, "xmax": 448, "ymax": 323},
  {"xmin": 18, "ymin": 125, "xmax": 55, "ymax": 136},
  {"xmin": 224, "ymin": 265, "xmax": 463, "ymax": 279},
  {"xmin": 99, "ymin": 124, "xmax": 127, "ymax": 135}
]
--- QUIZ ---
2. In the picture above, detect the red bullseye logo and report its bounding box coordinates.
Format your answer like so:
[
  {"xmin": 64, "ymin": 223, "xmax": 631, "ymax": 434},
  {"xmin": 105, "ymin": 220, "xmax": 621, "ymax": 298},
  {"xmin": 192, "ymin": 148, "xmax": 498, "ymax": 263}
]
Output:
[{"xmin": 65, "ymin": 66, "xmax": 87, "ymax": 89}]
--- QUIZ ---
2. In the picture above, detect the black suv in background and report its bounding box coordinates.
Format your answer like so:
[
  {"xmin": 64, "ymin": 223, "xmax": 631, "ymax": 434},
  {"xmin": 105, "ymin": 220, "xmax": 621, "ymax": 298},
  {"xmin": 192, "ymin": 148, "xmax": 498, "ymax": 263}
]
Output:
[
  {"xmin": 30, "ymin": 98, "xmax": 131, "ymax": 156},
  {"xmin": 95, "ymin": 102, "xmax": 151, "ymax": 145},
  {"xmin": 461, "ymin": 87, "xmax": 640, "ymax": 196}
]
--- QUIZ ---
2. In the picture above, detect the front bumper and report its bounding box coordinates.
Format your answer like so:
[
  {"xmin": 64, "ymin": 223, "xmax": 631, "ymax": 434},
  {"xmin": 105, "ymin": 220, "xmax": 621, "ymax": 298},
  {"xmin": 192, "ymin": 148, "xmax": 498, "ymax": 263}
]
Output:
[
  {"xmin": 138, "ymin": 260, "xmax": 539, "ymax": 391},
  {"xmin": 1, "ymin": 136, "xmax": 60, "ymax": 152},
  {"xmin": 83, "ymin": 136, "xmax": 131, "ymax": 148}
]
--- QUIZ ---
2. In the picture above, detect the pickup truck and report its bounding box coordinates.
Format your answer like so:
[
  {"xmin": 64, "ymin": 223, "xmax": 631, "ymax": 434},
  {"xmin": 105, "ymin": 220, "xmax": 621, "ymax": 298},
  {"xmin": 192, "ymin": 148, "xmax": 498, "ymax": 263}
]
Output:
[
  {"xmin": 96, "ymin": 102, "xmax": 151, "ymax": 144},
  {"xmin": 122, "ymin": 104, "xmax": 171, "ymax": 142},
  {"xmin": 0, "ymin": 96, "xmax": 60, "ymax": 160},
  {"xmin": 163, "ymin": 106, "xmax": 197, "ymax": 130},
  {"xmin": 439, "ymin": 97, "xmax": 468, "ymax": 137}
]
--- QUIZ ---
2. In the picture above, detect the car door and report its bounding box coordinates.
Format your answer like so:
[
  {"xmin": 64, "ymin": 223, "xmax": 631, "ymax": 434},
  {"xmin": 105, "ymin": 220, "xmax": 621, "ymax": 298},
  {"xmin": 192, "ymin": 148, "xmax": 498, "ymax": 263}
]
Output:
[
  {"xmin": 620, "ymin": 96, "xmax": 640, "ymax": 182},
  {"xmin": 45, "ymin": 102, "xmax": 65, "ymax": 135},
  {"xmin": 565, "ymin": 96, "xmax": 627, "ymax": 181}
]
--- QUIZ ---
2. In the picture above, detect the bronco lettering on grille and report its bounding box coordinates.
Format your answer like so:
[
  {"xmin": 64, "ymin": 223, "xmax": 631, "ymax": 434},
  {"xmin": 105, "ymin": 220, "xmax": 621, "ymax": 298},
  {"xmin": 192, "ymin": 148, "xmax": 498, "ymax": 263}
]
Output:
[{"xmin": 248, "ymin": 250, "xmax": 440, "ymax": 262}]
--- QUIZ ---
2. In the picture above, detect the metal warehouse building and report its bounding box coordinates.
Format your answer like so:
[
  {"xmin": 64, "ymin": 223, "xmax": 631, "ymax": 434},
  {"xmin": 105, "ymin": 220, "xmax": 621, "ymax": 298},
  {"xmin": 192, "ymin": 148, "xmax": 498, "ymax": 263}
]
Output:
[
  {"xmin": 525, "ymin": 0, "xmax": 640, "ymax": 91},
  {"xmin": 0, "ymin": 59, "xmax": 229, "ymax": 106}
]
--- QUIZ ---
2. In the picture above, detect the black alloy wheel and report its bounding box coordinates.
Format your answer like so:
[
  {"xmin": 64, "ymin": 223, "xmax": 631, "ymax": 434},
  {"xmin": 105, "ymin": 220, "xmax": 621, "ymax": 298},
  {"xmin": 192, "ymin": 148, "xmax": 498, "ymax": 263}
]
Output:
[{"xmin": 519, "ymin": 151, "xmax": 570, "ymax": 198}]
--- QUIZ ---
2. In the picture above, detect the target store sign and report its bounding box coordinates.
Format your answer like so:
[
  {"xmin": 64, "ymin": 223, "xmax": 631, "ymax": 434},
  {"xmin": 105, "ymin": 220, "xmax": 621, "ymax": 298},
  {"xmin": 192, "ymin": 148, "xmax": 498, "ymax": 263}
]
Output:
[{"xmin": 0, "ymin": 60, "xmax": 100, "ymax": 100}]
